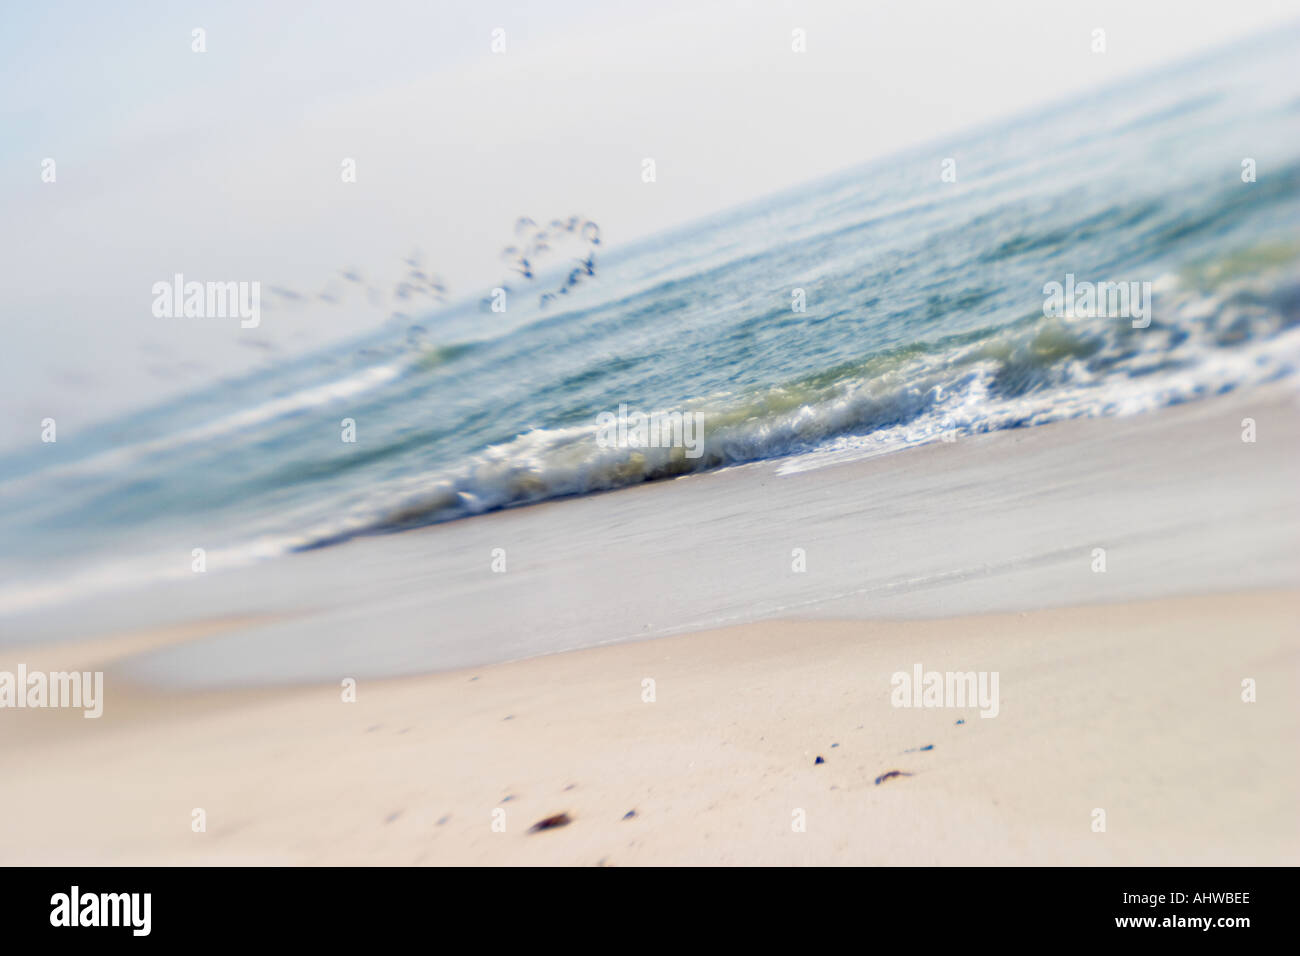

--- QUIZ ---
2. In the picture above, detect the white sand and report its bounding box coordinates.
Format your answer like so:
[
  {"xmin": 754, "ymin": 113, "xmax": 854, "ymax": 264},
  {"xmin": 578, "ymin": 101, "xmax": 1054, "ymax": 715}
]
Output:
[{"xmin": 0, "ymin": 590, "xmax": 1295, "ymax": 865}]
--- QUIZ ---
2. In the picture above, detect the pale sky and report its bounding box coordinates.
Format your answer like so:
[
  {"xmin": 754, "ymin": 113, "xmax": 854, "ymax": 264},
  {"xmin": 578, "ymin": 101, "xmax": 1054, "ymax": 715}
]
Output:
[{"xmin": 4, "ymin": 0, "xmax": 1300, "ymax": 450}]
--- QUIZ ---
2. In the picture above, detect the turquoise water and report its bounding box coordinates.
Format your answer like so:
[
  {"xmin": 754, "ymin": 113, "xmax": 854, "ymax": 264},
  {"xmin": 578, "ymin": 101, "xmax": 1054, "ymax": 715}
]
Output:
[{"xmin": 2, "ymin": 28, "xmax": 1299, "ymax": 616}]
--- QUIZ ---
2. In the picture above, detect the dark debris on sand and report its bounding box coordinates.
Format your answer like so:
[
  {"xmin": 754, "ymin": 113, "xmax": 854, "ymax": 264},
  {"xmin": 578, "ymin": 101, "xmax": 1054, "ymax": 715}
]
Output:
[
  {"xmin": 528, "ymin": 813, "xmax": 573, "ymax": 833},
  {"xmin": 874, "ymin": 770, "xmax": 914, "ymax": 786}
]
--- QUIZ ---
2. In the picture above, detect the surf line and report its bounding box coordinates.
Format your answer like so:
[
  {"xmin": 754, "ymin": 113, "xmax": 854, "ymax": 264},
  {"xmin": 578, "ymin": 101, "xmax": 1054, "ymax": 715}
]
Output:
[{"xmin": 595, "ymin": 403, "xmax": 706, "ymax": 459}]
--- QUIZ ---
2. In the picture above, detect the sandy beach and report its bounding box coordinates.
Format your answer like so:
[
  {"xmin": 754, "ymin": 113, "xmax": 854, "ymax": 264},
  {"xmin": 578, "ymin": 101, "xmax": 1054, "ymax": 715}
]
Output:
[
  {"xmin": 9, "ymin": 0, "xmax": 1300, "ymax": 910},
  {"xmin": 1, "ymin": 392, "xmax": 1296, "ymax": 865},
  {"xmin": 0, "ymin": 591, "xmax": 1295, "ymax": 866}
]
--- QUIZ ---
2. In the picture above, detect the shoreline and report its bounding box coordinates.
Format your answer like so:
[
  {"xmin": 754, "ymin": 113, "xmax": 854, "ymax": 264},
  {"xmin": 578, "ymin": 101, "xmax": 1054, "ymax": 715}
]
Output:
[{"xmin": 3, "ymin": 386, "xmax": 1297, "ymax": 686}]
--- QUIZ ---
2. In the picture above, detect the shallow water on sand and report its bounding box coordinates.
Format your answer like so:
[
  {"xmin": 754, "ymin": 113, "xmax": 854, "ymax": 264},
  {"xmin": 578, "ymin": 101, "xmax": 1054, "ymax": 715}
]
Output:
[{"xmin": 6, "ymin": 390, "xmax": 1296, "ymax": 685}]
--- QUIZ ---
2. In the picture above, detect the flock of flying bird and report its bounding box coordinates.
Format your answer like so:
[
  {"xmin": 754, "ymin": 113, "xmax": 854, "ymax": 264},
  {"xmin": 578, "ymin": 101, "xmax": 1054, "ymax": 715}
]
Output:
[
  {"xmin": 260, "ymin": 214, "xmax": 603, "ymax": 344},
  {"xmin": 494, "ymin": 214, "xmax": 602, "ymax": 310}
]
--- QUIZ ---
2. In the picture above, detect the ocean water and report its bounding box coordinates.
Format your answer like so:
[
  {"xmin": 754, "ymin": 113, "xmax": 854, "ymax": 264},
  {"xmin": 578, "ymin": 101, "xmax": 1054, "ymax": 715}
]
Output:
[{"xmin": 2, "ymin": 28, "xmax": 1299, "ymax": 618}]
